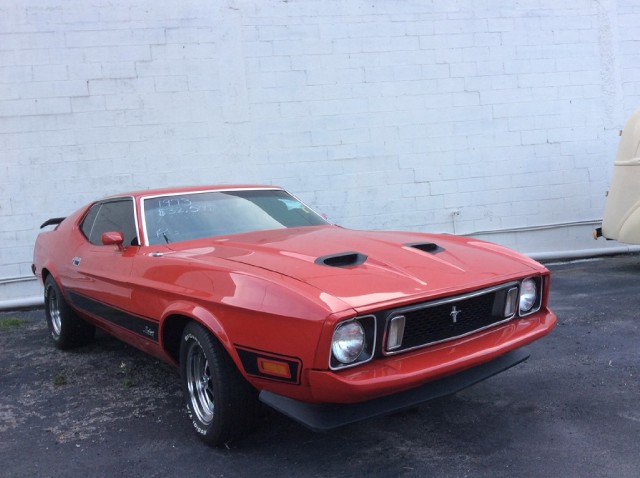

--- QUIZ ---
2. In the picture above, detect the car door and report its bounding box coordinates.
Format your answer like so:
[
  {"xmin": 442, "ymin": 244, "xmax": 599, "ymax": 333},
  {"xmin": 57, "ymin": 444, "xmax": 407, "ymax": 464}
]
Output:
[{"xmin": 64, "ymin": 198, "xmax": 158, "ymax": 345}]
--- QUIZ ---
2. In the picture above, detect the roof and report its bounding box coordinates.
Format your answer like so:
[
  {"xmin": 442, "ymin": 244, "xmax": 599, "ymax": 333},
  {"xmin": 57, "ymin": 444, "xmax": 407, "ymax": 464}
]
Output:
[{"xmin": 103, "ymin": 184, "xmax": 282, "ymax": 200}]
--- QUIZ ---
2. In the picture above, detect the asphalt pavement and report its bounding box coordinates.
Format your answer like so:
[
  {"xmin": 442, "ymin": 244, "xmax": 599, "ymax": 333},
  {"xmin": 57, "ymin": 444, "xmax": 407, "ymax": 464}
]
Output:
[{"xmin": 1, "ymin": 254, "xmax": 639, "ymax": 477}]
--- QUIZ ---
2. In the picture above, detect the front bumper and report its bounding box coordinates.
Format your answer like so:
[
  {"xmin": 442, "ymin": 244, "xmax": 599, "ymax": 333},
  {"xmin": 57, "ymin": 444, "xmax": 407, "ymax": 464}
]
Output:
[
  {"xmin": 260, "ymin": 347, "xmax": 530, "ymax": 431},
  {"xmin": 307, "ymin": 309, "xmax": 555, "ymax": 404}
]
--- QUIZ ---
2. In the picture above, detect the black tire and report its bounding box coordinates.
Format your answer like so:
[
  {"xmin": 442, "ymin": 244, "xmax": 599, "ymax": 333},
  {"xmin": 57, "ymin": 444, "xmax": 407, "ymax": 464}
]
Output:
[
  {"xmin": 44, "ymin": 275, "xmax": 95, "ymax": 349},
  {"xmin": 180, "ymin": 322, "xmax": 258, "ymax": 446}
]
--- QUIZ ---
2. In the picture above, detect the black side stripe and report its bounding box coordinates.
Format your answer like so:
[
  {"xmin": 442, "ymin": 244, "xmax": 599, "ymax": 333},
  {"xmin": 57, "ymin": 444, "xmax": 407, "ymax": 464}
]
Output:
[{"xmin": 68, "ymin": 291, "xmax": 159, "ymax": 342}]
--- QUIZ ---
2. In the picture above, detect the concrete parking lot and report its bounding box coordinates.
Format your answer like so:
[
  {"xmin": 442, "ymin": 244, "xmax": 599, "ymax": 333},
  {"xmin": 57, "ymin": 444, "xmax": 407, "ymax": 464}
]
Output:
[{"xmin": 1, "ymin": 254, "xmax": 639, "ymax": 477}]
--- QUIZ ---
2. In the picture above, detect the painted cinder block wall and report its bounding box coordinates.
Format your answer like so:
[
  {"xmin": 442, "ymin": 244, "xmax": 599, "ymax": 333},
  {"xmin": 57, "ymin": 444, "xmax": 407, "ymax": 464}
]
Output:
[{"xmin": 2, "ymin": 0, "xmax": 640, "ymax": 305}]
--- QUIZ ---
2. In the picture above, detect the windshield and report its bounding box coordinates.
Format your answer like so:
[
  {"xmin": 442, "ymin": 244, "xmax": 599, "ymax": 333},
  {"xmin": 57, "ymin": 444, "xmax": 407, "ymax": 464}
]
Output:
[{"xmin": 143, "ymin": 189, "xmax": 328, "ymax": 245}]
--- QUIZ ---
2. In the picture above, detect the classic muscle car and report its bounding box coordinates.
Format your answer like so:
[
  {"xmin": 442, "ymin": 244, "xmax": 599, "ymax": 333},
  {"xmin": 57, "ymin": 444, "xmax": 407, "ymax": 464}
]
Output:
[{"xmin": 33, "ymin": 185, "xmax": 557, "ymax": 445}]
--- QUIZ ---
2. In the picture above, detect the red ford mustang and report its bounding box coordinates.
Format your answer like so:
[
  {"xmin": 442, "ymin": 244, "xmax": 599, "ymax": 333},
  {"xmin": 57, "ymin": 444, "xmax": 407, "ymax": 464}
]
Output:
[{"xmin": 33, "ymin": 185, "xmax": 556, "ymax": 445}]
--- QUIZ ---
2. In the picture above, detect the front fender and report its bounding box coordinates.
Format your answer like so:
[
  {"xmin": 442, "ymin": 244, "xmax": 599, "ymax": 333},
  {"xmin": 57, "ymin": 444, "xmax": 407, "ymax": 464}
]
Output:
[
  {"xmin": 158, "ymin": 301, "xmax": 236, "ymax": 370},
  {"xmin": 161, "ymin": 301, "xmax": 230, "ymax": 348}
]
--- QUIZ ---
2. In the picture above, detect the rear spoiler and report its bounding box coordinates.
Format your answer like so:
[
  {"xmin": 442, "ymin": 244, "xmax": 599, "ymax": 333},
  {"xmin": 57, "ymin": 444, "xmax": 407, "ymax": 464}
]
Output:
[{"xmin": 40, "ymin": 217, "xmax": 66, "ymax": 229}]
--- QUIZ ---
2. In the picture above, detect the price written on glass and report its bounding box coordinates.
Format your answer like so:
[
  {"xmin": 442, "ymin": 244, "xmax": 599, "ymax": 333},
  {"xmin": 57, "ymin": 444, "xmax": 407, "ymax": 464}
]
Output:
[{"xmin": 156, "ymin": 197, "xmax": 200, "ymax": 216}]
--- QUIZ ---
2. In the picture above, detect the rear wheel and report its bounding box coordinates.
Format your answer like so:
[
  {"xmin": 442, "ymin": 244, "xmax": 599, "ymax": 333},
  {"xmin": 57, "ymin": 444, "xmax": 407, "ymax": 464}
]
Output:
[
  {"xmin": 44, "ymin": 275, "xmax": 95, "ymax": 349},
  {"xmin": 180, "ymin": 322, "xmax": 258, "ymax": 446}
]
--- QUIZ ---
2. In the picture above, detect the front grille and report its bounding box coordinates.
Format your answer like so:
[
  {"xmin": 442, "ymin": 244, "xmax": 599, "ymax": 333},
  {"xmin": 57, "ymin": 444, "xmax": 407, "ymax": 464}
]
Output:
[{"xmin": 383, "ymin": 283, "xmax": 517, "ymax": 354}]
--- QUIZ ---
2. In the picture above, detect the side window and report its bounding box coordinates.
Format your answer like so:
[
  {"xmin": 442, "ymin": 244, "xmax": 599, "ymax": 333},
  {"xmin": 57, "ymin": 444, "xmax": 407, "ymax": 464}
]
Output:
[
  {"xmin": 80, "ymin": 199, "xmax": 138, "ymax": 246},
  {"xmin": 80, "ymin": 203, "xmax": 100, "ymax": 240}
]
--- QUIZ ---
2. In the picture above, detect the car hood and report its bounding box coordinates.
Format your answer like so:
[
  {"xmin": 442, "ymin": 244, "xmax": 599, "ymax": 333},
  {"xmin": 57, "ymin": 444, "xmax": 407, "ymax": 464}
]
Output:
[{"xmin": 167, "ymin": 226, "xmax": 543, "ymax": 311}]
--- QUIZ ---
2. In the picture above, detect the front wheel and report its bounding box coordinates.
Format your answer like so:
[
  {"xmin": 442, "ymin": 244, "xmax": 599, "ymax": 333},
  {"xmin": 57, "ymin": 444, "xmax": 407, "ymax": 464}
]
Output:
[
  {"xmin": 180, "ymin": 322, "xmax": 258, "ymax": 446},
  {"xmin": 44, "ymin": 275, "xmax": 95, "ymax": 349}
]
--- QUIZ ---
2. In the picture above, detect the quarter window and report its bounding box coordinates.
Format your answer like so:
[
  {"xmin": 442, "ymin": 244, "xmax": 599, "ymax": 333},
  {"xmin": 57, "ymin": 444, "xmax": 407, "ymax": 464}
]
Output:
[{"xmin": 80, "ymin": 199, "xmax": 138, "ymax": 246}]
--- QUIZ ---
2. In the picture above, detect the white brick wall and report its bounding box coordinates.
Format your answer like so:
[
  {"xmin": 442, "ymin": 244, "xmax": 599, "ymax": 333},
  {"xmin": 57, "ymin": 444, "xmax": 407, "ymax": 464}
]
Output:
[{"xmin": 2, "ymin": 0, "xmax": 640, "ymax": 304}]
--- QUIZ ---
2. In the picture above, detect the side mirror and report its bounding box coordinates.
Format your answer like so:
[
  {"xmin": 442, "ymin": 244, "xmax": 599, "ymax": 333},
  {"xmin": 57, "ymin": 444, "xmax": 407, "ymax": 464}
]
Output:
[{"xmin": 102, "ymin": 231, "xmax": 125, "ymax": 251}]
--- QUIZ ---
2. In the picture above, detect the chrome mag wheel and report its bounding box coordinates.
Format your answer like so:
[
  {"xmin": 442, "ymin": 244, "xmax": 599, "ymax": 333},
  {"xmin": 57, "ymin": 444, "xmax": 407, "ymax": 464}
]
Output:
[
  {"xmin": 185, "ymin": 340, "xmax": 215, "ymax": 425},
  {"xmin": 180, "ymin": 322, "xmax": 258, "ymax": 445},
  {"xmin": 43, "ymin": 275, "xmax": 95, "ymax": 350},
  {"xmin": 47, "ymin": 286, "xmax": 62, "ymax": 337}
]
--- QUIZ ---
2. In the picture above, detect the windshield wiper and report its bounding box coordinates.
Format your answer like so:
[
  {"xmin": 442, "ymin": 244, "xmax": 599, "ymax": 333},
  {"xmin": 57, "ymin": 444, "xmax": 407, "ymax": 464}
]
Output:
[{"xmin": 162, "ymin": 232, "xmax": 171, "ymax": 244}]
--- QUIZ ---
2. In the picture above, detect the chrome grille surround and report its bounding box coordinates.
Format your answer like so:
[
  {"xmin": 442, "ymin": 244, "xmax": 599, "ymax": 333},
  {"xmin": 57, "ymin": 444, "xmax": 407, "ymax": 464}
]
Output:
[{"xmin": 381, "ymin": 281, "xmax": 527, "ymax": 356}]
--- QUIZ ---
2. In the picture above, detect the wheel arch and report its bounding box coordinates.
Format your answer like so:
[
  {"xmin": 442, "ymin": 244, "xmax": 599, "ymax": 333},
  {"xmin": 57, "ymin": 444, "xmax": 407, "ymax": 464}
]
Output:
[
  {"xmin": 39, "ymin": 259, "xmax": 63, "ymax": 284},
  {"xmin": 40, "ymin": 266, "xmax": 68, "ymax": 297},
  {"xmin": 40, "ymin": 267, "xmax": 64, "ymax": 296},
  {"xmin": 161, "ymin": 314, "xmax": 191, "ymax": 365},
  {"xmin": 160, "ymin": 302, "xmax": 234, "ymax": 367},
  {"xmin": 40, "ymin": 267, "xmax": 52, "ymax": 284}
]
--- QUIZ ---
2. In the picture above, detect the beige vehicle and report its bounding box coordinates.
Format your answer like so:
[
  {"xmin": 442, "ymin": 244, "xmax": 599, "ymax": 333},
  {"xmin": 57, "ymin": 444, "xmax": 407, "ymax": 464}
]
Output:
[{"xmin": 594, "ymin": 107, "xmax": 640, "ymax": 244}]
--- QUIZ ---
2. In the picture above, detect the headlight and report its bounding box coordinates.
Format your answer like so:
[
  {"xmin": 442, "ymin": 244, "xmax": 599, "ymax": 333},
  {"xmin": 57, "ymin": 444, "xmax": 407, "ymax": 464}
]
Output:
[
  {"xmin": 329, "ymin": 315, "xmax": 376, "ymax": 370},
  {"xmin": 519, "ymin": 278, "xmax": 538, "ymax": 314},
  {"xmin": 331, "ymin": 321, "xmax": 365, "ymax": 364}
]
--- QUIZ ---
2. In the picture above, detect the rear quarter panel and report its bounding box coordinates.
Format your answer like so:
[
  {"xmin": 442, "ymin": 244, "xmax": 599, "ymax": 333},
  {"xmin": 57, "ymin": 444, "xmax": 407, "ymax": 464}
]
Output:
[{"xmin": 33, "ymin": 207, "xmax": 90, "ymax": 286}]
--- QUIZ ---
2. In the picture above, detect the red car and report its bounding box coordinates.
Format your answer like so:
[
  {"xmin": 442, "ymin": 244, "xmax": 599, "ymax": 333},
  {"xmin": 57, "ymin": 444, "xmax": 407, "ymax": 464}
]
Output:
[{"xmin": 33, "ymin": 185, "xmax": 556, "ymax": 445}]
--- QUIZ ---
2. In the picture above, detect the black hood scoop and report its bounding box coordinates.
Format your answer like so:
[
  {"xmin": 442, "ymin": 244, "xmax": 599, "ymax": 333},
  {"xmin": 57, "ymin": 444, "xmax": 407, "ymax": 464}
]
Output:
[
  {"xmin": 315, "ymin": 252, "xmax": 368, "ymax": 268},
  {"xmin": 405, "ymin": 242, "xmax": 445, "ymax": 254},
  {"xmin": 314, "ymin": 243, "xmax": 443, "ymax": 268}
]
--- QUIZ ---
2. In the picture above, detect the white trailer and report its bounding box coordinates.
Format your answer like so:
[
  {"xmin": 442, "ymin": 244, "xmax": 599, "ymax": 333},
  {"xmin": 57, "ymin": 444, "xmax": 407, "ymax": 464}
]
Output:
[{"xmin": 594, "ymin": 108, "xmax": 640, "ymax": 244}]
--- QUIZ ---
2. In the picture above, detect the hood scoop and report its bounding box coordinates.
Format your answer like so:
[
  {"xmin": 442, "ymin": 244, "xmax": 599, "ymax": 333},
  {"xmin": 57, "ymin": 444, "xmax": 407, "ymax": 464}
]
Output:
[
  {"xmin": 406, "ymin": 242, "xmax": 445, "ymax": 254},
  {"xmin": 315, "ymin": 251, "xmax": 367, "ymax": 268}
]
